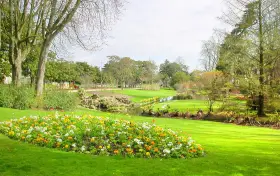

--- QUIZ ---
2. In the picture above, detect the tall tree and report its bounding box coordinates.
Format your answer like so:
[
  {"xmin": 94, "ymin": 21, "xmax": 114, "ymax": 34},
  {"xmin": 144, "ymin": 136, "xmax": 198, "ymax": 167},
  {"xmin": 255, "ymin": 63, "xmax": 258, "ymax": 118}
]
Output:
[
  {"xmin": 35, "ymin": 0, "xmax": 124, "ymax": 95},
  {"xmin": 220, "ymin": 0, "xmax": 280, "ymax": 116},
  {"xmin": 1, "ymin": 0, "xmax": 44, "ymax": 86}
]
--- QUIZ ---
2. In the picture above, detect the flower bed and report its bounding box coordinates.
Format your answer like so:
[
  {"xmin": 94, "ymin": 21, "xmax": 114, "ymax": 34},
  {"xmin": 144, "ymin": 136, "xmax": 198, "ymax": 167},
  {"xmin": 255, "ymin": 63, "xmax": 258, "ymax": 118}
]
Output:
[{"xmin": 0, "ymin": 114, "xmax": 204, "ymax": 159}]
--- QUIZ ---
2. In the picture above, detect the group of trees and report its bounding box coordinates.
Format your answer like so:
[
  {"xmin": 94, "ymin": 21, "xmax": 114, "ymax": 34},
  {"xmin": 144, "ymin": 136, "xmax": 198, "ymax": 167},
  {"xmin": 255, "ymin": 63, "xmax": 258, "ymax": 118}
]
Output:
[
  {"xmin": 102, "ymin": 56, "xmax": 157, "ymax": 88},
  {"xmin": 159, "ymin": 59, "xmax": 189, "ymax": 87},
  {"xmin": 0, "ymin": 0, "xmax": 124, "ymax": 95},
  {"xmin": 101, "ymin": 56, "xmax": 190, "ymax": 88},
  {"xmin": 45, "ymin": 57, "xmax": 101, "ymax": 86},
  {"xmin": 201, "ymin": 0, "xmax": 280, "ymax": 116}
]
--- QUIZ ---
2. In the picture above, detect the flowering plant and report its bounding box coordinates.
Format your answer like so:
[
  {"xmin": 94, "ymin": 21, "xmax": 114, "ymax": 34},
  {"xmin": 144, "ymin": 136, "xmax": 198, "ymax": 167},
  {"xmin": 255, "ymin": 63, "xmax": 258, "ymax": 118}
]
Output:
[{"xmin": 0, "ymin": 113, "xmax": 204, "ymax": 158}]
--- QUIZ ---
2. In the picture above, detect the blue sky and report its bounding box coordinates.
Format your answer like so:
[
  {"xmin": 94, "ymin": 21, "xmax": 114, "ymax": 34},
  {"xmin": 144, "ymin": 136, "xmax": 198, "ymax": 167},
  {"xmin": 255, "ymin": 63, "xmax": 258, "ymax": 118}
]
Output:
[{"xmin": 69, "ymin": 0, "xmax": 228, "ymax": 71}]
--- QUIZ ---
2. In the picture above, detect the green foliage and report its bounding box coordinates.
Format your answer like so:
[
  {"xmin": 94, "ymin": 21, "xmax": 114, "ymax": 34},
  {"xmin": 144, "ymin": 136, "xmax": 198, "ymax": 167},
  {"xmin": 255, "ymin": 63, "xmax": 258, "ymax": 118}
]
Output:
[
  {"xmin": 103, "ymin": 56, "xmax": 158, "ymax": 87},
  {"xmin": 45, "ymin": 56, "xmax": 101, "ymax": 86},
  {"xmin": 159, "ymin": 59, "xmax": 189, "ymax": 87},
  {"xmin": 171, "ymin": 72, "xmax": 190, "ymax": 87},
  {"xmin": 0, "ymin": 58, "xmax": 11, "ymax": 82},
  {"xmin": 173, "ymin": 93, "xmax": 193, "ymax": 100},
  {"xmin": 0, "ymin": 85, "xmax": 34, "ymax": 110},
  {"xmin": 266, "ymin": 99, "xmax": 280, "ymax": 113},
  {"xmin": 43, "ymin": 90, "xmax": 78, "ymax": 110},
  {"xmin": 22, "ymin": 47, "xmax": 40, "ymax": 85}
]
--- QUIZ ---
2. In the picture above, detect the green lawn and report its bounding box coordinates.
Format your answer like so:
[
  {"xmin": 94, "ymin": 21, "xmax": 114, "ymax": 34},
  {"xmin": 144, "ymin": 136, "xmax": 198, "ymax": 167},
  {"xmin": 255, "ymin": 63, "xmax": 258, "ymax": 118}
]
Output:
[
  {"xmin": 105, "ymin": 89, "xmax": 176, "ymax": 102},
  {"xmin": 153, "ymin": 100, "xmax": 222, "ymax": 113},
  {"xmin": 1, "ymin": 107, "xmax": 280, "ymax": 175}
]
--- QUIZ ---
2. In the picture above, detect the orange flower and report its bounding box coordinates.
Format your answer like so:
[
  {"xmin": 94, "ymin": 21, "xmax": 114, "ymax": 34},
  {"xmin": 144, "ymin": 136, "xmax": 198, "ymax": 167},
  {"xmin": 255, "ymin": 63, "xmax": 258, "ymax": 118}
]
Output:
[
  {"xmin": 150, "ymin": 141, "xmax": 155, "ymax": 145},
  {"xmin": 159, "ymin": 133, "xmax": 166, "ymax": 137},
  {"xmin": 126, "ymin": 148, "xmax": 133, "ymax": 153},
  {"xmin": 68, "ymin": 136, "xmax": 73, "ymax": 140},
  {"xmin": 145, "ymin": 146, "xmax": 152, "ymax": 151},
  {"xmin": 154, "ymin": 148, "xmax": 159, "ymax": 153},
  {"xmin": 114, "ymin": 150, "xmax": 119, "ymax": 154}
]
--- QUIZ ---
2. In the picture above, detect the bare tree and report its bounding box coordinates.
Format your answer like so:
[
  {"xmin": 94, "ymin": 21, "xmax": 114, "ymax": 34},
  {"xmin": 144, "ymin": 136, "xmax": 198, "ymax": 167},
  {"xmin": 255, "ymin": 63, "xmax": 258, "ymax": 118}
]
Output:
[
  {"xmin": 35, "ymin": 0, "xmax": 124, "ymax": 95},
  {"xmin": 200, "ymin": 29, "xmax": 226, "ymax": 71},
  {"xmin": 1, "ymin": 0, "xmax": 45, "ymax": 86}
]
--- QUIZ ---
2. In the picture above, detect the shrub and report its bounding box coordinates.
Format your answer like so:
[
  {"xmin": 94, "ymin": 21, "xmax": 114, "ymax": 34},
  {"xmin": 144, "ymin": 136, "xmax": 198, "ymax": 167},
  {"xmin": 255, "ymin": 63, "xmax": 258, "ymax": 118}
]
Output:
[
  {"xmin": 0, "ymin": 85, "xmax": 35, "ymax": 110},
  {"xmin": 219, "ymin": 101, "xmax": 246, "ymax": 113},
  {"xmin": 80, "ymin": 93, "xmax": 130, "ymax": 113},
  {"xmin": 0, "ymin": 85, "xmax": 15, "ymax": 108},
  {"xmin": 13, "ymin": 87, "xmax": 35, "ymax": 110},
  {"xmin": 173, "ymin": 93, "xmax": 193, "ymax": 100},
  {"xmin": 96, "ymin": 97, "xmax": 127, "ymax": 112},
  {"xmin": 0, "ymin": 114, "xmax": 205, "ymax": 159},
  {"xmin": 43, "ymin": 89, "xmax": 78, "ymax": 110},
  {"xmin": 115, "ymin": 96, "xmax": 131, "ymax": 104},
  {"xmin": 266, "ymin": 99, "xmax": 280, "ymax": 113}
]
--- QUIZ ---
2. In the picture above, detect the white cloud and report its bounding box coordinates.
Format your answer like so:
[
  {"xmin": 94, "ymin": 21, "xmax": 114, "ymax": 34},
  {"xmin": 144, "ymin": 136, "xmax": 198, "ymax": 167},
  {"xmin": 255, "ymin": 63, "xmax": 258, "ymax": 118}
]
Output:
[{"xmin": 70, "ymin": 0, "xmax": 228, "ymax": 71}]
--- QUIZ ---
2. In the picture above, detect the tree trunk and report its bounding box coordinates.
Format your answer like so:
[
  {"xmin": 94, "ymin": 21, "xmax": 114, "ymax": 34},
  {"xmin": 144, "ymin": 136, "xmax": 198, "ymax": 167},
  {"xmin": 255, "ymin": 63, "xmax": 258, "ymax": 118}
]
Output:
[
  {"xmin": 258, "ymin": 1, "xmax": 265, "ymax": 117},
  {"xmin": 11, "ymin": 50, "xmax": 25, "ymax": 87},
  {"xmin": 36, "ymin": 39, "xmax": 52, "ymax": 96}
]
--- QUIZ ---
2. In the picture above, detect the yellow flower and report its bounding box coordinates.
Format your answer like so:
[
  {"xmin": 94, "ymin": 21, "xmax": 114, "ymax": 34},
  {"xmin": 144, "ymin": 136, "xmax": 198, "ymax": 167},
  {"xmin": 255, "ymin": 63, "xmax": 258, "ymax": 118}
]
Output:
[
  {"xmin": 56, "ymin": 142, "xmax": 61, "ymax": 147},
  {"xmin": 107, "ymin": 145, "xmax": 111, "ymax": 149},
  {"xmin": 146, "ymin": 152, "xmax": 150, "ymax": 156},
  {"xmin": 8, "ymin": 131, "xmax": 15, "ymax": 136},
  {"xmin": 99, "ymin": 146, "xmax": 102, "ymax": 149},
  {"xmin": 90, "ymin": 137, "xmax": 95, "ymax": 142},
  {"xmin": 65, "ymin": 145, "xmax": 69, "ymax": 149}
]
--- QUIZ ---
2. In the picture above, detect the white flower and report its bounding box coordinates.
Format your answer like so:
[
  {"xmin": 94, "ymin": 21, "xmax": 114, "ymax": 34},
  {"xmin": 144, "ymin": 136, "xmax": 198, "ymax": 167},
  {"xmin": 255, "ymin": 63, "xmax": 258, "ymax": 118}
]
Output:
[
  {"xmin": 134, "ymin": 138, "xmax": 144, "ymax": 145},
  {"xmin": 72, "ymin": 143, "xmax": 77, "ymax": 148},
  {"xmin": 55, "ymin": 112, "xmax": 59, "ymax": 119},
  {"xmin": 81, "ymin": 145, "xmax": 86, "ymax": 152},
  {"xmin": 163, "ymin": 149, "xmax": 171, "ymax": 154},
  {"xmin": 64, "ymin": 133, "xmax": 69, "ymax": 137},
  {"xmin": 187, "ymin": 139, "xmax": 194, "ymax": 146},
  {"xmin": 174, "ymin": 144, "xmax": 182, "ymax": 150},
  {"xmin": 57, "ymin": 138, "xmax": 62, "ymax": 143},
  {"xmin": 167, "ymin": 142, "xmax": 173, "ymax": 147},
  {"xmin": 26, "ymin": 135, "xmax": 32, "ymax": 138}
]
